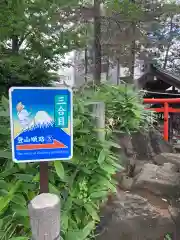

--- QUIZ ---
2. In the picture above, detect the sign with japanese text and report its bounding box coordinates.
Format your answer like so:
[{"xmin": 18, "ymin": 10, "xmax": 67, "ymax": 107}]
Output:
[{"xmin": 9, "ymin": 87, "xmax": 73, "ymax": 163}]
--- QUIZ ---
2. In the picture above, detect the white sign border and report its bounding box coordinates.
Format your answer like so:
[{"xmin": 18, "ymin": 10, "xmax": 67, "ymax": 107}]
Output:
[{"xmin": 9, "ymin": 86, "xmax": 73, "ymax": 163}]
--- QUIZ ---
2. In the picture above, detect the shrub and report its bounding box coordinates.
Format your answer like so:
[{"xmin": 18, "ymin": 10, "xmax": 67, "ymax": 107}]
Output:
[{"xmin": 0, "ymin": 84, "xmax": 149, "ymax": 240}]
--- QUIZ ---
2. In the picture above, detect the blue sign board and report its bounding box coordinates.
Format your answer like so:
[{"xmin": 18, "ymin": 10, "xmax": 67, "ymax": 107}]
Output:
[{"xmin": 9, "ymin": 87, "xmax": 73, "ymax": 163}]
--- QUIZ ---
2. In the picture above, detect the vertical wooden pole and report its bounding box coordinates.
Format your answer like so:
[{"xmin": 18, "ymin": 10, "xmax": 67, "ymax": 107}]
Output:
[
  {"xmin": 28, "ymin": 193, "xmax": 60, "ymax": 240},
  {"xmin": 40, "ymin": 162, "xmax": 49, "ymax": 193},
  {"xmin": 164, "ymin": 102, "xmax": 169, "ymax": 141}
]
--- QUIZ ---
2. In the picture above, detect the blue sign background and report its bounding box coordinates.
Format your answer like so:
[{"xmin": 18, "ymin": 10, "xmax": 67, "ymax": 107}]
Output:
[{"xmin": 9, "ymin": 87, "xmax": 73, "ymax": 163}]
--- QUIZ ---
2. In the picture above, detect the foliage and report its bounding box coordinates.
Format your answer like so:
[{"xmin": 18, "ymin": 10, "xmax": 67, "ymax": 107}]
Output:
[
  {"xmin": 0, "ymin": 83, "xmax": 150, "ymax": 240},
  {"xmin": 78, "ymin": 83, "xmax": 154, "ymax": 132},
  {"xmin": 145, "ymin": 3, "xmax": 180, "ymax": 71},
  {"xmin": 0, "ymin": 0, "xmax": 85, "ymax": 94},
  {"xmin": 100, "ymin": 0, "xmax": 180, "ymax": 77}
]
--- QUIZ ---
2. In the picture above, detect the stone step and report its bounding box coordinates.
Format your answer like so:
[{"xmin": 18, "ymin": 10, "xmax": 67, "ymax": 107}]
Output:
[
  {"xmin": 132, "ymin": 163, "xmax": 180, "ymax": 198},
  {"xmin": 96, "ymin": 191, "xmax": 176, "ymax": 240},
  {"xmin": 154, "ymin": 153, "xmax": 180, "ymax": 169}
]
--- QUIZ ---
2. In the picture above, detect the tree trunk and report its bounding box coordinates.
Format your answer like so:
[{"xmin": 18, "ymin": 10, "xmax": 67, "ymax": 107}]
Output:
[
  {"xmin": 84, "ymin": 19, "xmax": 88, "ymax": 83},
  {"xmin": 12, "ymin": 35, "xmax": 19, "ymax": 54},
  {"xmin": 117, "ymin": 58, "xmax": 120, "ymax": 85},
  {"xmin": 93, "ymin": 0, "xmax": 101, "ymax": 85},
  {"xmin": 129, "ymin": 0, "xmax": 136, "ymax": 83},
  {"xmin": 84, "ymin": 46, "xmax": 88, "ymax": 83},
  {"xmin": 106, "ymin": 56, "xmax": 109, "ymax": 81},
  {"xmin": 130, "ymin": 35, "xmax": 136, "ymax": 81},
  {"xmin": 163, "ymin": 16, "xmax": 173, "ymax": 69}
]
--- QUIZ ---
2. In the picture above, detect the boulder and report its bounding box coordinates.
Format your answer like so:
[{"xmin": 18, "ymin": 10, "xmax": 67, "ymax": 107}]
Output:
[
  {"xmin": 154, "ymin": 153, "xmax": 180, "ymax": 170},
  {"xmin": 133, "ymin": 163, "xmax": 180, "ymax": 198},
  {"xmin": 119, "ymin": 174, "xmax": 134, "ymax": 190},
  {"xmin": 118, "ymin": 128, "xmax": 174, "ymax": 165},
  {"xmin": 148, "ymin": 128, "xmax": 175, "ymax": 155},
  {"xmin": 134, "ymin": 160, "xmax": 149, "ymax": 176},
  {"xmin": 131, "ymin": 130, "xmax": 154, "ymax": 160},
  {"xmin": 96, "ymin": 192, "xmax": 175, "ymax": 240}
]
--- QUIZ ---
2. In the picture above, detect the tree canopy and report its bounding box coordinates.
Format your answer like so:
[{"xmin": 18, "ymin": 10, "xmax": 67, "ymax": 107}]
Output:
[{"xmin": 0, "ymin": 0, "xmax": 85, "ymax": 93}]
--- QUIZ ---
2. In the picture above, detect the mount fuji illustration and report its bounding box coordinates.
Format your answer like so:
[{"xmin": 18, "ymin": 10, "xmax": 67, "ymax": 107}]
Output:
[
  {"xmin": 14, "ymin": 110, "xmax": 70, "ymax": 151},
  {"xmin": 28, "ymin": 111, "xmax": 54, "ymax": 130}
]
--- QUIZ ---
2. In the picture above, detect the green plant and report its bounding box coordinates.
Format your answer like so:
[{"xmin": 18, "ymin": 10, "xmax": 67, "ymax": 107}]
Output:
[
  {"xmin": 0, "ymin": 84, "xmax": 149, "ymax": 240},
  {"xmin": 78, "ymin": 83, "xmax": 154, "ymax": 133},
  {"xmin": 164, "ymin": 233, "xmax": 172, "ymax": 240}
]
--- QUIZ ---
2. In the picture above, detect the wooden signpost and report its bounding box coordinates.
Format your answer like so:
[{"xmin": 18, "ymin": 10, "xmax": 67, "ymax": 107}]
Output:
[{"xmin": 9, "ymin": 87, "xmax": 73, "ymax": 239}]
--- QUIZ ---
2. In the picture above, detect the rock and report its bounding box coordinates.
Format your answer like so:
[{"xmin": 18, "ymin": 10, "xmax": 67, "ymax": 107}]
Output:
[
  {"xmin": 154, "ymin": 153, "xmax": 180, "ymax": 170},
  {"xmin": 119, "ymin": 133, "xmax": 134, "ymax": 158},
  {"xmin": 119, "ymin": 175, "xmax": 133, "ymax": 190},
  {"xmin": 168, "ymin": 198, "xmax": 180, "ymax": 232},
  {"xmin": 174, "ymin": 143, "xmax": 180, "ymax": 152},
  {"xmin": 163, "ymin": 162, "xmax": 179, "ymax": 172},
  {"xmin": 134, "ymin": 160, "xmax": 148, "ymax": 176},
  {"xmin": 133, "ymin": 163, "xmax": 180, "ymax": 198},
  {"xmin": 131, "ymin": 130, "xmax": 155, "ymax": 160},
  {"xmin": 116, "ymin": 129, "xmax": 174, "ymax": 180},
  {"xmin": 149, "ymin": 128, "xmax": 175, "ymax": 155},
  {"xmin": 168, "ymin": 205, "xmax": 180, "ymax": 222},
  {"xmin": 96, "ymin": 192, "xmax": 175, "ymax": 240}
]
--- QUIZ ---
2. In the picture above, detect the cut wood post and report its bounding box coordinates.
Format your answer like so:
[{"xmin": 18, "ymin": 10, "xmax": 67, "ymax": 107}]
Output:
[
  {"xmin": 28, "ymin": 193, "xmax": 60, "ymax": 240},
  {"xmin": 92, "ymin": 101, "xmax": 105, "ymax": 141}
]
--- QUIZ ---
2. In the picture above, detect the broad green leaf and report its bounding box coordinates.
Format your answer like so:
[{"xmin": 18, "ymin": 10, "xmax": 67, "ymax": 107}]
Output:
[
  {"xmin": 1, "ymin": 96, "xmax": 9, "ymax": 109},
  {"xmin": 54, "ymin": 161, "xmax": 65, "ymax": 180},
  {"xmin": 0, "ymin": 127, "xmax": 10, "ymax": 135},
  {"xmin": 84, "ymin": 203, "xmax": 100, "ymax": 221},
  {"xmin": 0, "ymin": 180, "xmax": 9, "ymax": 190},
  {"xmin": 11, "ymin": 203, "xmax": 28, "ymax": 217},
  {"xmin": 9, "ymin": 237, "xmax": 29, "ymax": 240},
  {"xmin": 66, "ymin": 221, "xmax": 95, "ymax": 240},
  {"xmin": 90, "ymin": 191, "xmax": 107, "ymax": 199},
  {"xmin": 0, "ymin": 110, "xmax": 9, "ymax": 117},
  {"xmin": 107, "ymin": 182, "xmax": 117, "ymax": 193},
  {"xmin": 11, "ymin": 194, "xmax": 26, "ymax": 206},
  {"xmin": 63, "ymin": 197, "xmax": 72, "ymax": 211},
  {"xmin": 0, "ymin": 219, "xmax": 3, "ymax": 229},
  {"xmin": 76, "ymin": 129, "xmax": 90, "ymax": 133},
  {"xmin": 61, "ymin": 212, "xmax": 69, "ymax": 231},
  {"xmin": 104, "ymin": 140, "xmax": 121, "ymax": 149},
  {"xmin": 0, "ymin": 150, "xmax": 12, "ymax": 159},
  {"xmin": 100, "ymin": 163, "xmax": 117, "ymax": 174},
  {"xmin": 32, "ymin": 172, "xmax": 40, "ymax": 182},
  {"xmin": 27, "ymin": 191, "xmax": 36, "ymax": 200},
  {"xmin": 15, "ymin": 174, "xmax": 34, "ymax": 182},
  {"xmin": 20, "ymin": 182, "xmax": 37, "ymax": 193},
  {"xmin": 79, "ymin": 167, "xmax": 92, "ymax": 174},
  {"xmin": 17, "ymin": 163, "xmax": 26, "ymax": 170},
  {"xmin": 0, "ymin": 189, "xmax": 9, "ymax": 196},
  {"xmin": 49, "ymin": 183, "xmax": 60, "ymax": 196},
  {"xmin": 81, "ymin": 221, "xmax": 95, "ymax": 239},
  {"xmin": 65, "ymin": 230, "xmax": 83, "ymax": 240},
  {"xmin": 72, "ymin": 198, "xmax": 83, "ymax": 206},
  {"xmin": 73, "ymin": 119, "xmax": 81, "ymax": 127},
  {"xmin": 0, "ymin": 167, "xmax": 18, "ymax": 178},
  {"xmin": 0, "ymin": 180, "xmax": 21, "ymax": 213},
  {"xmin": 98, "ymin": 149, "xmax": 106, "ymax": 164}
]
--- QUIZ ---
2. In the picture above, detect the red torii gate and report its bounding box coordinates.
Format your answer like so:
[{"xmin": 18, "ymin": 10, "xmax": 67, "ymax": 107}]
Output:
[{"xmin": 144, "ymin": 98, "xmax": 180, "ymax": 141}]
